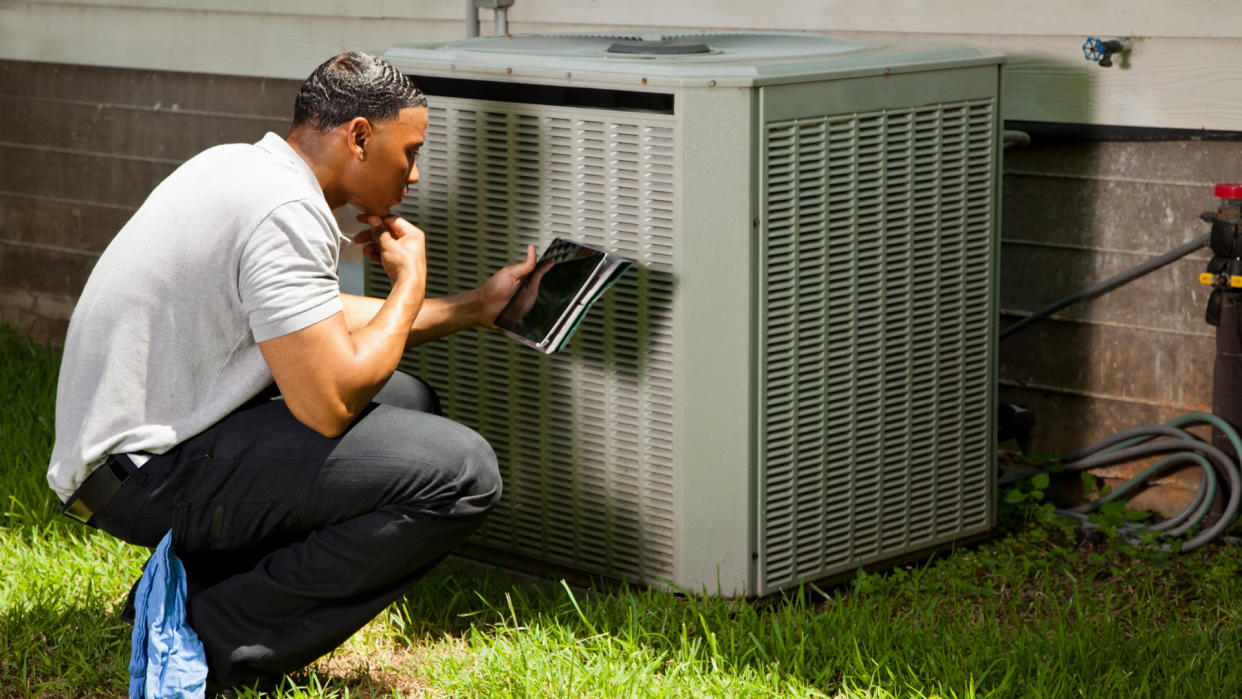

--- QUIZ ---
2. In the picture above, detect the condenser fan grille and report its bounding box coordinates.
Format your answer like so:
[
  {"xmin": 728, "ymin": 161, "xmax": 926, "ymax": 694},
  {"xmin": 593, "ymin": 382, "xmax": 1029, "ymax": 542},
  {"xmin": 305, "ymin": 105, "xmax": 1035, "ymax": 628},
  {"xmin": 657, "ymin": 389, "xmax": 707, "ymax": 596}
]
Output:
[
  {"xmin": 759, "ymin": 98, "xmax": 997, "ymax": 590},
  {"xmin": 369, "ymin": 99, "xmax": 680, "ymax": 581}
]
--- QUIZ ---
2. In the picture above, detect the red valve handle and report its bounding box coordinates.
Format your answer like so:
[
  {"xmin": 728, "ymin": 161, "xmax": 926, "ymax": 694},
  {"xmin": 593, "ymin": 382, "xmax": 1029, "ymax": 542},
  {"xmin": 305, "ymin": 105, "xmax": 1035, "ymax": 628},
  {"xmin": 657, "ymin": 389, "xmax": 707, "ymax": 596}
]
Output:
[{"xmin": 1216, "ymin": 183, "xmax": 1242, "ymax": 199}]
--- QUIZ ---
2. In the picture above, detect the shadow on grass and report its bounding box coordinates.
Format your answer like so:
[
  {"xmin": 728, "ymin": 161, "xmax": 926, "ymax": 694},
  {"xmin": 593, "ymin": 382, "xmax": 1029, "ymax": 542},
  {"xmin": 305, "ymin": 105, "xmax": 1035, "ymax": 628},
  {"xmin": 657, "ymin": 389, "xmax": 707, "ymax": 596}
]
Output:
[
  {"xmin": 0, "ymin": 600, "xmax": 417, "ymax": 699},
  {"xmin": 386, "ymin": 532, "xmax": 1242, "ymax": 699},
  {"xmin": 388, "ymin": 556, "xmax": 910, "ymax": 695}
]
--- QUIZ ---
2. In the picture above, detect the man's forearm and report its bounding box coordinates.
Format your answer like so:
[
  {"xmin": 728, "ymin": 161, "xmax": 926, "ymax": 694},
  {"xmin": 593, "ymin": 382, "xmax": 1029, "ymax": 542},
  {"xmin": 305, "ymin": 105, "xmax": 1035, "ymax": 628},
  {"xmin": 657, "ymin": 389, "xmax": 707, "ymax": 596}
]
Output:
[{"xmin": 341, "ymin": 290, "xmax": 486, "ymax": 348}]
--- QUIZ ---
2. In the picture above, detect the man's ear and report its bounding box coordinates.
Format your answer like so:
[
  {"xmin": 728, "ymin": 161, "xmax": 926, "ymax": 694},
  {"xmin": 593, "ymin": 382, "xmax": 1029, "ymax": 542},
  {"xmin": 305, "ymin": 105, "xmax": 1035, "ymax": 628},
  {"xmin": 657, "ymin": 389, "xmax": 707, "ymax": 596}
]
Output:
[{"xmin": 345, "ymin": 117, "xmax": 372, "ymax": 161}]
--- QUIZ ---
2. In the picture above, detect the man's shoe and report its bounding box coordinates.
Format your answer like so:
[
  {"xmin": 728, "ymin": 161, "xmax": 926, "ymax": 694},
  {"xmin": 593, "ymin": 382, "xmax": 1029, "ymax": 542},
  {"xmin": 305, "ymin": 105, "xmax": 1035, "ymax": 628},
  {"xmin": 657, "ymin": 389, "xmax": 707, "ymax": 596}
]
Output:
[
  {"xmin": 204, "ymin": 682, "xmax": 239, "ymax": 699},
  {"xmin": 117, "ymin": 577, "xmax": 140, "ymax": 625}
]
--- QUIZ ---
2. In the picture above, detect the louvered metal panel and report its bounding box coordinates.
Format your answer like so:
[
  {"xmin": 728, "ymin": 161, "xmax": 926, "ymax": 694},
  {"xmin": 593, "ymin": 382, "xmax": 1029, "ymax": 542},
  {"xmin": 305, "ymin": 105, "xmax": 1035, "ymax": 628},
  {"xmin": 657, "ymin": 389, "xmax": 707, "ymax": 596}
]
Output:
[
  {"xmin": 758, "ymin": 99, "xmax": 997, "ymax": 591},
  {"xmin": 369, "ymin": 99, "xmax": 679, "ymax": 582},
  {"xmin": 376, "ymin": 33, "xmax": 1002, "ymax": 595}
]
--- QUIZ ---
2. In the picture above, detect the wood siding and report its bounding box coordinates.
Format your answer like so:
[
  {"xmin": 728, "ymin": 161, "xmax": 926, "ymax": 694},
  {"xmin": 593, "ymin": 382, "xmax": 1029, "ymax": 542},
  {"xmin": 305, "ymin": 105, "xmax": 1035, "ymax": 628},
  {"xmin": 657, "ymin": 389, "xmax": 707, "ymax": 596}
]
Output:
[{"xmin": 3, "ymin": 1, "xmax": 1242, "ymax": 129}]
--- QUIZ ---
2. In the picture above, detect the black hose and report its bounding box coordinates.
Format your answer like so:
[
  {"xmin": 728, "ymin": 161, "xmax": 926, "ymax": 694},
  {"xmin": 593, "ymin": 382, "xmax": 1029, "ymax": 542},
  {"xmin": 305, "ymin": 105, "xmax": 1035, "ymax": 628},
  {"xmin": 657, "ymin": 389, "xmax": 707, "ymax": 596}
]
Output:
[
  {"xmin": 1000, "ymin": 234, "xmax": 1209, "ymax": 342},
  {"xmin": 998, "ymin": 234, "xmax": 1241, "ymax": 550},
  {"xmin": 1011, "ymin": 413, "xmax": 1241, "ymax": 552}
]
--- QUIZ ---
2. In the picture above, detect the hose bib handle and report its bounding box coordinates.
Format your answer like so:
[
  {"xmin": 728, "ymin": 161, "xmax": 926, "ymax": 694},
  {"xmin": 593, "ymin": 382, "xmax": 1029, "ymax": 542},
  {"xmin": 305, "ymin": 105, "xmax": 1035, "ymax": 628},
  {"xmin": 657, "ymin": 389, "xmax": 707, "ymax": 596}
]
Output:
[{"xmin": 1082, "ymin": 37, "xmax": 1130, "ymax": 67}]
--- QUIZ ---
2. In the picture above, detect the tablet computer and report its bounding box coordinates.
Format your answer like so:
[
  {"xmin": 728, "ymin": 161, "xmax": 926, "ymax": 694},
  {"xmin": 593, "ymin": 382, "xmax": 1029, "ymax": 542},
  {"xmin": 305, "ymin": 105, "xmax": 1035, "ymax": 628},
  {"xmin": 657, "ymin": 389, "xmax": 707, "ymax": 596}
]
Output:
[{"xmin": 494, "ymin": 238, "xmax": 632, "ymax": 354}]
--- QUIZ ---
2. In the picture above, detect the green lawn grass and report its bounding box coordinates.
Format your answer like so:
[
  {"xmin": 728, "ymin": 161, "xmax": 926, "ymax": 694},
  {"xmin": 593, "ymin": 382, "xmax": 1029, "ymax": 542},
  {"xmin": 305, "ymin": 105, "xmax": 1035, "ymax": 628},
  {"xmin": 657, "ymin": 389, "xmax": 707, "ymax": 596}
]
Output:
[{"xmin": 3, "ymin": 323, "xmax": 1242, "ymax": 698}]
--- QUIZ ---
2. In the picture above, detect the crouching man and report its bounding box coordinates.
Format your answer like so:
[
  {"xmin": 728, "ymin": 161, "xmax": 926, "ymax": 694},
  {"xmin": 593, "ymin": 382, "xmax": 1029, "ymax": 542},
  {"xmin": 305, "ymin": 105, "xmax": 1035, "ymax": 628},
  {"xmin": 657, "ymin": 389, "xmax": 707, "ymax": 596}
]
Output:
[{"xmin": 47, "ymin": 51, "xmax": 535, "ymax": 692}]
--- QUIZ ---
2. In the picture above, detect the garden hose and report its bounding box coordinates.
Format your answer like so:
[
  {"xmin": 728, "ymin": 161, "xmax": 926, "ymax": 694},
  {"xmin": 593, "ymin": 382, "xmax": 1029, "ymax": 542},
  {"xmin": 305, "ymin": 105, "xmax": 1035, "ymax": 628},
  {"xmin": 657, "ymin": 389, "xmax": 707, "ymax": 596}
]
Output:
[
  {"xmin": 996, "ymin": 185, "xmax": 1242, "ymax": 552},
  {"xmin": 1007, "ymin": 413, "xmax": 1242, "ymax": 552}
]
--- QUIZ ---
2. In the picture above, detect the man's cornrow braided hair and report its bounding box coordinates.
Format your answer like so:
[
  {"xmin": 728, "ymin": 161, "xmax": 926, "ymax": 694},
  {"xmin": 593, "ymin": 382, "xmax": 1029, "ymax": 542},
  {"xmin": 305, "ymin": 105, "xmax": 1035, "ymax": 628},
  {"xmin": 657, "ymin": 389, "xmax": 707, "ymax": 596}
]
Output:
[{"xmin": 293, "ymin": 51, "xmax": 427, "ymax": 131}]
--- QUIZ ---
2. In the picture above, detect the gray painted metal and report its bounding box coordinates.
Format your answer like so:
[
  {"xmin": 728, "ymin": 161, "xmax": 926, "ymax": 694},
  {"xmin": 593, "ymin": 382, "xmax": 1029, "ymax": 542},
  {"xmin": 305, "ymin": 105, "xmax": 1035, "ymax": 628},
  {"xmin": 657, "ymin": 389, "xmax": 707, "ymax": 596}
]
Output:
[
  {"xmin": 372, "ymin": 33, "xmax": 1002, "ymax": 595},
  {"xmin": 384, "ymin": 33, "xmax": 1004, "ymax": 88}
]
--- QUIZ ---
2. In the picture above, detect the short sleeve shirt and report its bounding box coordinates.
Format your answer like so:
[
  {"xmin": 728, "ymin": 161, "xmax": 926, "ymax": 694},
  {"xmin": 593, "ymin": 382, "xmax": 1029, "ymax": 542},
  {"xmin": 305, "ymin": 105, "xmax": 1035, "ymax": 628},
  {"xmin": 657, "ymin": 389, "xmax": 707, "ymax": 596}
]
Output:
[{"xmin": 47, "ymin": 133, "xmax": 348, "ymax": 501}]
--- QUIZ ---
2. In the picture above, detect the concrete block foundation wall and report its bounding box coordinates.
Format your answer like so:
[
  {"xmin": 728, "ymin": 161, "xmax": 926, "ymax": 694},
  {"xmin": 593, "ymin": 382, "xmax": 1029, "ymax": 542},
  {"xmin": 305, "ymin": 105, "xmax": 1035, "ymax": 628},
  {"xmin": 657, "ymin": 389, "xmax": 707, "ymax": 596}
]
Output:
[
  {"xmin": 0, "ymin": 59, "xmax": 1234, "ymax": 476},
  {"xmin": 999, "ymin": 138, "xmax": 1240, "ymax": 456},
  {"xmin": 0, "ymin": 60, "xmax": 298, "ymax": 346},
  {"xmin": 997, "ymin": 136, "xmax": 1242, "ymax": 510}
]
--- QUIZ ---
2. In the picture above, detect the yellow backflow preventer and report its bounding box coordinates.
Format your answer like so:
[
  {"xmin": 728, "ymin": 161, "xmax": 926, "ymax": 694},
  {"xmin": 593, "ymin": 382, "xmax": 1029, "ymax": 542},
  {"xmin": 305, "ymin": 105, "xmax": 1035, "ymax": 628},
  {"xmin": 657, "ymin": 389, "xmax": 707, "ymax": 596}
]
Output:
[{"xmin": 1200, "ymin": 272, "xmax": 1242, "ymax": 288}]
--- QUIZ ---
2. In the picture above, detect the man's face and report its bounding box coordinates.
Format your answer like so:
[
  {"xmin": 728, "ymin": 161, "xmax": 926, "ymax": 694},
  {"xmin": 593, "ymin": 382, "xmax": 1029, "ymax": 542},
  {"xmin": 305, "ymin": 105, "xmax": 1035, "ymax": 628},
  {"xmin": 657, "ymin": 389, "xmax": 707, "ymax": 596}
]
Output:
[{"xmin": 348, "ymin": 106, "xmax": 429, "ymax": 215}]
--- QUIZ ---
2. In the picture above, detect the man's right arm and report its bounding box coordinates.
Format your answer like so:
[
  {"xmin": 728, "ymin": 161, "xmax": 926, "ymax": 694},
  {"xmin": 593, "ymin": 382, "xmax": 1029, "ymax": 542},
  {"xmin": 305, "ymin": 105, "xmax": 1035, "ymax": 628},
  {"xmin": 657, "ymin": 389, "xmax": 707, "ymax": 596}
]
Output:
[
  {"xmin": 258, "ymin": 217, "xmax": 426, "ymax": 438},
  {"xmin": 340, "ymin": 240, "xmax": 538, "ymax": 347}
]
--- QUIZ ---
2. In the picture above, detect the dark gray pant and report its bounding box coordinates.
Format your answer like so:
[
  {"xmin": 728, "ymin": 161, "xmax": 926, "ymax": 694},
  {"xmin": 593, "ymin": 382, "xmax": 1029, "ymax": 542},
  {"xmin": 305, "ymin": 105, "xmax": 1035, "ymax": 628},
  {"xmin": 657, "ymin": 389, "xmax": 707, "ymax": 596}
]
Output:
[{"xmin": 91, "ymin": 373, "xmax": 500, "ymax": 688}]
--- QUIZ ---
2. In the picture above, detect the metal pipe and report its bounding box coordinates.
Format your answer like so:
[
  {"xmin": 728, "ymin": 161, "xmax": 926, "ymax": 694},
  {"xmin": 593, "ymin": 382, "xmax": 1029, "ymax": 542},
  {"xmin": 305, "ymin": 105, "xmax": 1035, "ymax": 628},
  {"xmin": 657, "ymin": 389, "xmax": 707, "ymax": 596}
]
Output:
[
  {"xmin": 1002, "ymin": 130, "xmax": 1030, "ymax": 152},
  {"xmin": 466, "ymin": 0, "xmax": 479, "ymax": 38},
  {"xmin": 495, "ymin": 6, "xmax": 509, "ymax": 36},
  {"xmin": 999, "ymin": 233, "xmax": 1209, "ymax": 342}
]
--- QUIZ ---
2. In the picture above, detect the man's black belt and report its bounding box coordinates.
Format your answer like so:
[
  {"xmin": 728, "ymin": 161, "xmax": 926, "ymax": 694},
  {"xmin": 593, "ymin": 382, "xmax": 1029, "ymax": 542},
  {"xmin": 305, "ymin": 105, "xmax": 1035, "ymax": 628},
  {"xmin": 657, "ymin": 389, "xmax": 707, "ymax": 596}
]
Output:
[{"xmin": 62, "ymin": 454, "xmax": 142, "ymax": 525}]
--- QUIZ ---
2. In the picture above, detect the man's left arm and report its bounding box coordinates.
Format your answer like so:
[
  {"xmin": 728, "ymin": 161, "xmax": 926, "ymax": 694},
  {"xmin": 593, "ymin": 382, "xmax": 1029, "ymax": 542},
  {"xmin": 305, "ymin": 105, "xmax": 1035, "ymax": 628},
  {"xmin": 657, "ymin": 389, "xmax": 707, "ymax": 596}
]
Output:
[{"xmin": 340, "ymin": 244, "xmax": 537, "ymax": 347}]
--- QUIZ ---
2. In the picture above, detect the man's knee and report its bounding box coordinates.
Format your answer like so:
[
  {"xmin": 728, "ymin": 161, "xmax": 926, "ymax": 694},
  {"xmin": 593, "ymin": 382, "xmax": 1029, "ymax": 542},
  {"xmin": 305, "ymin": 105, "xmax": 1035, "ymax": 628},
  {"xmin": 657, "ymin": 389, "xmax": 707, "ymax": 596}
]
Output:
[
  {"xmin": 373, "ymin": 371, "xmax": 441, "ymax": 415},
  {"xmin": 331, "ymin": 405, "xmax": 500, "ymax": 516},
  {"xmin": 441, "ymin": 424, "xmax": 502, "ymax": 515},
  {"xmin": 380, "ymin": 413, "xmax": 501, "ymax": 517}
]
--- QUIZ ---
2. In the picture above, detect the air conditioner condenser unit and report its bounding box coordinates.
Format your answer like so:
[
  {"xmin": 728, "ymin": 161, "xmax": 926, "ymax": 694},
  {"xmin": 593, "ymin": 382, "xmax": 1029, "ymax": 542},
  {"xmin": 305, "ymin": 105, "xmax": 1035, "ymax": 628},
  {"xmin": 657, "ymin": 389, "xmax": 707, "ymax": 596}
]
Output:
[{"xmin": 371, "ymin": 33, "xmax": 1004, "ymax": 596}]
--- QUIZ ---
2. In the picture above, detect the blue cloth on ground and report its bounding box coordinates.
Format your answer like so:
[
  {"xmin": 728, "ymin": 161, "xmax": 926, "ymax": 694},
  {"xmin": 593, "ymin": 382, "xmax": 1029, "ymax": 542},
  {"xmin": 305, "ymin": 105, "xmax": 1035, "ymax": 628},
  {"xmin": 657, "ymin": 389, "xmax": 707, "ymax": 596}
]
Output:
[{"xmin": 128, "ymin": 530, "xmax": 208, "ymax": 699}]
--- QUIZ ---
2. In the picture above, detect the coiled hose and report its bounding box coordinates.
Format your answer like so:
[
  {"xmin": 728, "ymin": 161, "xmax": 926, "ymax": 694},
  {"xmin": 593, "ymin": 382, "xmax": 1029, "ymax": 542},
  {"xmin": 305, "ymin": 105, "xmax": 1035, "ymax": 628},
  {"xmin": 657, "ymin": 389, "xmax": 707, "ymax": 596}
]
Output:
[
  {"xmin": 1000, "ymin": 234, "xmax": 1240, "ymax": 550},
  {"xmin": 1045, "ymin": 413, "xmax": 1242, "ymax": 552}
]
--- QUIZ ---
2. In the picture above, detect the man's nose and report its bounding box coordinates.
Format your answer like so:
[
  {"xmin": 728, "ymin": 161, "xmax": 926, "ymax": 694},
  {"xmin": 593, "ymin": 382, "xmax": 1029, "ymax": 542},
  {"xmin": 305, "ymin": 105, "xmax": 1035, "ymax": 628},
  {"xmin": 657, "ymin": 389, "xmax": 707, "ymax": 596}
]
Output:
[{"xmin": 407, "ymin": 162, "xmax": 420, "ymax": 185}]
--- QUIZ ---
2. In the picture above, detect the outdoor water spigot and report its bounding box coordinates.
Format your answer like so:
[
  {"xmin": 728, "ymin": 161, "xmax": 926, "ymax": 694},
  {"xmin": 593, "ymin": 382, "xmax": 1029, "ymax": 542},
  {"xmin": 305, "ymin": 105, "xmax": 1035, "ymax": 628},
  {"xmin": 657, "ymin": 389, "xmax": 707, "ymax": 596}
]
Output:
[{"xmin": 1082, "ymin": 37, "xmax": 1131, "ymax": 67}]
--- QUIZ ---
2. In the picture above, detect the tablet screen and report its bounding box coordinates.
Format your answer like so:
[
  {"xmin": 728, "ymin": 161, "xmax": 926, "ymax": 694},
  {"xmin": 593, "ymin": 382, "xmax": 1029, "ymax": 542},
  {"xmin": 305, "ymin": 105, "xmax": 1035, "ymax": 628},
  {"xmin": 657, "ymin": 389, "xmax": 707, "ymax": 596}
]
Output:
[{"xmin": 494, "ymin": 240, "xmax": 607, "ymax": 346}]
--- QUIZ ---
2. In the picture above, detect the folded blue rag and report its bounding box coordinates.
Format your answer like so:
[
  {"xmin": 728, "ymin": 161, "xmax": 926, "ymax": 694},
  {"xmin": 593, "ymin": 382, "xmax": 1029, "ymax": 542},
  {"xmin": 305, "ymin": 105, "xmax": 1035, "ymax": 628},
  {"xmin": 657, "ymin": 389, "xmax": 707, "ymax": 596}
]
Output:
[{"xmin": 128, "ymin": 530, "xmax": 208, "ymax": 699}]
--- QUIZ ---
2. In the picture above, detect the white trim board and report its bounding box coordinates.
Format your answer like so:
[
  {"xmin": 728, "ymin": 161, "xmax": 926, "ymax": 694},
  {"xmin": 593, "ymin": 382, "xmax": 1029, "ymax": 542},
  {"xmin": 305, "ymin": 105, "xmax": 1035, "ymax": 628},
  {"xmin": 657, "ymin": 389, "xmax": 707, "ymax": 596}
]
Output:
[{"xmin": 18, "ymin": 0, "xmax": 1242, "ymax": 38}]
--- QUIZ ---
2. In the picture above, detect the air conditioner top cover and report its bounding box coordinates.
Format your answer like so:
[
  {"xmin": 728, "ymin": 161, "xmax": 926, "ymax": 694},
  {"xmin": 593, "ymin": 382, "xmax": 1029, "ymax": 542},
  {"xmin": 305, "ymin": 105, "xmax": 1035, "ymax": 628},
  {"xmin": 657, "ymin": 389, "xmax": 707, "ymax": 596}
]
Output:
[{"xmin": 382, "ymin": 32, "xmax": 1004, "ymax": 88}]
